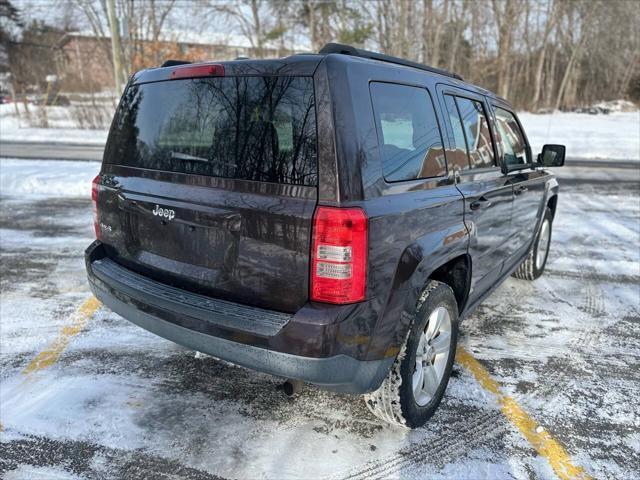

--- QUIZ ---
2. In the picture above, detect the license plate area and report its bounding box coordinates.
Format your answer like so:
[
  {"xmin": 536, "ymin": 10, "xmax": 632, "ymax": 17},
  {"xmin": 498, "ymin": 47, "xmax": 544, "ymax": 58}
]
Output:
[{"xmin": 118, "ymin": 193, "xmax": 241, "ymax": 273}]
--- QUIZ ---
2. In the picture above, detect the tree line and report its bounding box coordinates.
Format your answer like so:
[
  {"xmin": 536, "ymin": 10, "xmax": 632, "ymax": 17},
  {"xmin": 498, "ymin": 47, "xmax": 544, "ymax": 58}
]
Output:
[
  {"xmin": 2, "ymin": 0, "xmax": 639, "ymax": 111},
  {"xmin": 215, "ymin": 0, "xmax": 639, "ymax": 111}
]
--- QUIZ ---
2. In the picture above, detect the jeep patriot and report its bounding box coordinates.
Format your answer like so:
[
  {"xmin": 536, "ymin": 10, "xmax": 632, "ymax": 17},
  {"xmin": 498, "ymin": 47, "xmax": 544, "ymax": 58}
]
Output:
[{"xmin": 86, "ymin": 43, "xmax": 566, "ymax": 428}]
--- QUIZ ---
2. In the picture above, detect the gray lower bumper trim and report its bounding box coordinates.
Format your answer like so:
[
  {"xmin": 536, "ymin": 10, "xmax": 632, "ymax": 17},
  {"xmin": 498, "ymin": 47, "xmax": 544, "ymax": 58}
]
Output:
[
  {"xmin": 92, "ymin": 257, "xmax": 292, "ymax": 337},
  {"xmin": 90, "ymin": 280, "xmax": 393, "ymax": 394}
]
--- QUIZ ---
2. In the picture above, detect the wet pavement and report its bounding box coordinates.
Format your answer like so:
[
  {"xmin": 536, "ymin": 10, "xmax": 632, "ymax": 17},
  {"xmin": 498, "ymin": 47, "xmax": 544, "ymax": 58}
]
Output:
[{"xmin": 0, "ymin": 161, "xmax": 638, "ymax": 479}]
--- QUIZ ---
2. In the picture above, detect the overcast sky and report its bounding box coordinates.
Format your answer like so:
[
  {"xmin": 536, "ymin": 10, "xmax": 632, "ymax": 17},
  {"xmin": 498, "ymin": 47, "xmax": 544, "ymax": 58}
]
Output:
[
  {"xmin": 14, "ymin": 0, "xmax": 75, "ymax": 27},
  {"xmin": 13, "ymin": 1, "xmax": 219, "ymax": 34}
]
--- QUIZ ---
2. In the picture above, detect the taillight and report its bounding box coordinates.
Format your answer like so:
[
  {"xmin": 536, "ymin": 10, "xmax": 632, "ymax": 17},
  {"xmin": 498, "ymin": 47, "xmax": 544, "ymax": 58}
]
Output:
[
  {"xmin": 170, "ymin": 64, "xmax": 224, "ymax": 80},
  {"xmin": 92, "ymin": 174, "xmax": 101, "ymax": 240},
  {"xmin": 310, "ymin": 206, "xmax": 368, "ymax": 304}
]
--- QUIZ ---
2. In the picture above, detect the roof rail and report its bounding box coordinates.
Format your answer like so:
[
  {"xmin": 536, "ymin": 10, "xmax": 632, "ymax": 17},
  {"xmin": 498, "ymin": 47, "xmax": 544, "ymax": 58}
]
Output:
[
  {"xmin": 161, "ymin": 60, "xmax": 192, "ymax": 68},
  {"xmin": 318, "ymin": 43, "xmax": 463, "ymax": 81}
]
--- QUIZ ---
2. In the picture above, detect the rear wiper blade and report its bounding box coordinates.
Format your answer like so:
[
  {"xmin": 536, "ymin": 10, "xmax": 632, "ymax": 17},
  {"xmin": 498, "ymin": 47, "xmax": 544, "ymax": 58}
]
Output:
[
  {"xmin": 170, "ymin": 151, "xmax": 237, "ymax": 168},
  {"xmin": 170, "ymin": 151, "xmax": 209, "ymax": 163}
]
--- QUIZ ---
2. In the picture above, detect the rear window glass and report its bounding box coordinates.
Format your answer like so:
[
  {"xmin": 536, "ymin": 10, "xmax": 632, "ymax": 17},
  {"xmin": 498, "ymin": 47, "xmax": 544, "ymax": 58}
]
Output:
[
  {"xmin": 370, "ymin": 82, "xmax": 446, "ymax": 182},
  {"xmin": 104, "ymin": 76, "xmax": 317, "ymax": 186}
]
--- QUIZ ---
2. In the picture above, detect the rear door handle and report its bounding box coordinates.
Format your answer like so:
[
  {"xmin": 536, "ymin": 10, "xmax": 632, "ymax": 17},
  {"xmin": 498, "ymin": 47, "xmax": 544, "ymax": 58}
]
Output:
[{"xmin": 470, "ymin": 198, "xmax": 492, "ymax": 210}]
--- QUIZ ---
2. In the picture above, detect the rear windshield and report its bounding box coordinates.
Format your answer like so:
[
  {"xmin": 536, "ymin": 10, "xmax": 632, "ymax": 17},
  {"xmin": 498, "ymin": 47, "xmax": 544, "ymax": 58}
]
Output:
[{"xmin": 104, "ymin": 76, "xmax": 317, "ymax": 186}]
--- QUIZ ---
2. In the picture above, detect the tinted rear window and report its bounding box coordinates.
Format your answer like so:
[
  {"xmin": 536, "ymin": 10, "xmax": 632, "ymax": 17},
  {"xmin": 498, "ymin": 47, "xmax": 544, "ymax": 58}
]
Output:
[{"xmin": 104, "ymin": 76, "xmax": 317, "ymax": 185}]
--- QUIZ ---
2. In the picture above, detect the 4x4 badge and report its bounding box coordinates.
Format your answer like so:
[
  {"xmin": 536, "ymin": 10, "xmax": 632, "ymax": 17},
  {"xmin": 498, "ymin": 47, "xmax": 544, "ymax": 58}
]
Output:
[{"xmin": 152, "ymin": 205, "xmax": 175, "ymax": 221}]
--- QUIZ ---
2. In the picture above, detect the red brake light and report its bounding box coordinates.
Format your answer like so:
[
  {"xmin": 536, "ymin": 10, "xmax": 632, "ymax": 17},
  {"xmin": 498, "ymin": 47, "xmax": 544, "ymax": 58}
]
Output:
[
  {"xmin": 311, "ymin": 207, "xmax": 368, "ymax": 304},
  {"xmin": 92, "ymin": 174, "xmax": 101, "ymax": 240},
  {"xmin": 170, "ymin": 64, "xmax": 224, "ymax": 80}
]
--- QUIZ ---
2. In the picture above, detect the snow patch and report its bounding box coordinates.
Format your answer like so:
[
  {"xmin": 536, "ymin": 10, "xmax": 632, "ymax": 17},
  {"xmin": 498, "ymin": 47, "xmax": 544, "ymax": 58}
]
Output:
[
  {"xmin": 3, "ymin": 465, "xmax": 86, "ymax": 480},
  {"xmin": 0, "ymin": 104, "xmax": 109, "ymax": 145},
  {"xmin": 589, "ymin": 99, "xmax": 638, "ymax": 113},
  {"xmin": 0, "ymin": 159, "xmax": 99, "ymax": 198},
  {"xmin": 518, "ymin": 111, "xmax": 640, "ymax": 160}
]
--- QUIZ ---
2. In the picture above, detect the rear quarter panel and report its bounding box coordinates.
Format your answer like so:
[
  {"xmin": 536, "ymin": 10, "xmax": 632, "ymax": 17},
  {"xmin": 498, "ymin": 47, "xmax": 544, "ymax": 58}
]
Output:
[
  {"xmin": 325, "ymin": 56, "xmax": 468, "ymax": 360},
  {"xmin": 364, "ymin": 185, "xmax": 468, "ymax": 360}
]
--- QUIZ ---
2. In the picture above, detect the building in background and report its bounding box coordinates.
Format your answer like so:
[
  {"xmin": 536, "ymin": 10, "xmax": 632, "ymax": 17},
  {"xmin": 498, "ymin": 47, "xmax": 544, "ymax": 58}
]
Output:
[{"xmin": 56, "ymin": 32, "xmax": 290, "ymax": 92}]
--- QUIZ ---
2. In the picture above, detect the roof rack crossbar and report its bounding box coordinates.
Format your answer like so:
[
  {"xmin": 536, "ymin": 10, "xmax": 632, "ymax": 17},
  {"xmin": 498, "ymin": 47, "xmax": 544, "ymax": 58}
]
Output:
[{"xmin": 318, "ymin": 43, "xmax": 463, "ymax": 81}]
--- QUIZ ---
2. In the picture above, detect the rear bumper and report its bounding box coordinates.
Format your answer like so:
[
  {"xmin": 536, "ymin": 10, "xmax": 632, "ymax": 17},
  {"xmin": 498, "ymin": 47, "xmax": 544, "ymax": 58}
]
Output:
[{"xmin": 85, "ymin": 241, "xmax": 393, "ymax": 393}]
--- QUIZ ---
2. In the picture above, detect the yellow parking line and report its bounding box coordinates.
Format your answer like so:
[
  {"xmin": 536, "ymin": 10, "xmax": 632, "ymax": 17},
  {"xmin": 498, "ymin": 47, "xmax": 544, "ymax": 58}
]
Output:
[
  {"xmin": 456, "ymin": 346, "xmax": 591, "ymax": 480},
  {"xmin": 23, "ymin": 296, "xmax": 101, "ymax": 375}
]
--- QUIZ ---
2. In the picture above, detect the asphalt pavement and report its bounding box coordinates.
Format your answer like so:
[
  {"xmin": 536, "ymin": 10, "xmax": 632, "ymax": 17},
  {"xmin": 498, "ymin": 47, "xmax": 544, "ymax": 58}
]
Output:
[
  {"xmin": 0, "ymin": 141, "xmax": 105, "ymax": 162},
  {"xmin": 1, "ymin": 140, "xmax": 639, "ymax": 169}
]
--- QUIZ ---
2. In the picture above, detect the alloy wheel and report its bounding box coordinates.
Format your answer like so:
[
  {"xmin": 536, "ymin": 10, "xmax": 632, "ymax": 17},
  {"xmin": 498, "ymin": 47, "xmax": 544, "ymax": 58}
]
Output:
[{"xmin": 412, "ymin": 306, "xmax": 452, "ymax": 407}]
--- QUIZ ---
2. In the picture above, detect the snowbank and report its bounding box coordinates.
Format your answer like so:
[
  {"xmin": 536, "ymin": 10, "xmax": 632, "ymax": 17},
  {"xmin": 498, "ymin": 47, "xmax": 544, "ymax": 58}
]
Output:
[
  {"xmin": 0, "ymin": 158, "xmax": 99, "ymax": 198},
  {"xmin": 518, "ymin": 111, "xmax": 640, "ymax": 161},
  {"xmin": 0, "ymin": 104, "xmax": 109, "ymax": 145}
]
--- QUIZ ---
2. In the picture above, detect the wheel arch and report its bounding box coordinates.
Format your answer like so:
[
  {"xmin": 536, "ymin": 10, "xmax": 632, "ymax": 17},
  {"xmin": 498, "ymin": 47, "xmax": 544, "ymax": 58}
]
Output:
[
  {"xmin": 428, "ymin": 254, "xmax": 472, "ymax": 315},
  {"xmin": 547, "ymin": 194, "xmax": 558, "ymax": 220},
  {"xmin": 365, "ymin": 238, "xmax": 470, "ymax": 361}
]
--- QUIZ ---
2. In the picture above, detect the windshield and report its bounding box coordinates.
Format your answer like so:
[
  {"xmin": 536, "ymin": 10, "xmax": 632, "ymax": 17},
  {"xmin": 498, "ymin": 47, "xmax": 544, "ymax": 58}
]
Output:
[{"xmin": 104, "ymin": 76, "xmax": 317, "ymax": 186}]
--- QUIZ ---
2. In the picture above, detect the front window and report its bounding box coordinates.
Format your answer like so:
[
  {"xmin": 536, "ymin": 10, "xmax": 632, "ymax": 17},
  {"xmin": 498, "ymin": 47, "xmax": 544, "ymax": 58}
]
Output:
[
  {"xmin": 443, "ymin": 94, "xmax": 472, "ymax": 171},
  {"xmin": 455, "ymin": 97, "xmax": 496, "ymax": 169},
  {"xmin": 494, "ymin": 107, "xmax": 528, "ymax": 166}
]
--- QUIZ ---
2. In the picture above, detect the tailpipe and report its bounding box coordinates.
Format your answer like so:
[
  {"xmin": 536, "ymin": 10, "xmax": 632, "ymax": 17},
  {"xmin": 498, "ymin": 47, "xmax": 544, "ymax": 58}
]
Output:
[{"xmin": 282, "ymin": 379, "xmax": 303, "ymax": 397}]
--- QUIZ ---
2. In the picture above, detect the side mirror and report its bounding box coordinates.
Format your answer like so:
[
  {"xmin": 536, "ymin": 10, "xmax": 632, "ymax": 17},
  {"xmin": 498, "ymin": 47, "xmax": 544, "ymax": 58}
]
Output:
[{"xmin": 537, "ymin": 144, "xmax": 566, "ymax": 167}]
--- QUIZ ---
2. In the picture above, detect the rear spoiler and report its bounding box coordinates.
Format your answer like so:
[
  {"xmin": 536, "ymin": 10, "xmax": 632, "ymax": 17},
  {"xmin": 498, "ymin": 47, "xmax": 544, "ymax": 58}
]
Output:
[{"xmin": 161, "ymin": 60, "xmax": 192, "ymax": 68}]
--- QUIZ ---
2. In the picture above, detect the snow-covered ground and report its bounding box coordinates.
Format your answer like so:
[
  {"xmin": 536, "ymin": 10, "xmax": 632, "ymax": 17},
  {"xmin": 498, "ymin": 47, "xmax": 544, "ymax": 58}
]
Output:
[
  {"xmin": 1, "ymin": 101, "xmax": 638, "ymax": 160},
  {"xmin": 0, "ymin": 159, "xmax": 99, "ymax": 198},
  {"xmin": 519, "ymin": 111, "xmax": 640, "ymax": 161},
  {"xmin": 0, "ymin": 159, "xmax": 639, "ymax": 479},
  {"xmin": 0, "ymin": 104, "xmax": 109, "ymax": 145}
]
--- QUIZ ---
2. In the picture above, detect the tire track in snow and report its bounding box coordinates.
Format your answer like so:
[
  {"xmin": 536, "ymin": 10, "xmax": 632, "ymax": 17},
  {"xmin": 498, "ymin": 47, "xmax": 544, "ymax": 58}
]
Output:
[
  {"xmin": 342, "ymin": 212, "xmax": 611, "ymax": 479},
  {"xmin": 527, "ymin": 263, "xmax": 607, "ymax": 402},
  {"xmin": 338, "ymin": 407, "xmax": 505, "ymax": 480}
]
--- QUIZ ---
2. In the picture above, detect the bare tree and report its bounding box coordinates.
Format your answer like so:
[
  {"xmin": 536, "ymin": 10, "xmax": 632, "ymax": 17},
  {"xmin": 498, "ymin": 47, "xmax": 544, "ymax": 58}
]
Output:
[
  {"xmin": 11, "ymin": 0, "xmax": 640, "ymax": 110},
  {"xmin": 530, "ymin": 0, "xmax": 557, "ymax": 110},
  {"xmin": 211, "ymin": 0, "xmax": 270, "ymax": 57},
  {"xmin": 491, "ymin": 0, "xmax": 523, "ymax": 99},
  {"xmin": 148, "ymin": 0, "xmax": 177, "ymax": 65},
  {"xmin": 553, "ymin": 0, "xmax": 594, "ymax": 109}
]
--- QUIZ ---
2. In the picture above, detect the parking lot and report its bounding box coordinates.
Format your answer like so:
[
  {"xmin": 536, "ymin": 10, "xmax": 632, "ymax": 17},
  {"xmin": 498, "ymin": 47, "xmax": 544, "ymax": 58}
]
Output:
[{"xmin": 1, "ymin": 159, "xmax": 638, "ymax": 479}]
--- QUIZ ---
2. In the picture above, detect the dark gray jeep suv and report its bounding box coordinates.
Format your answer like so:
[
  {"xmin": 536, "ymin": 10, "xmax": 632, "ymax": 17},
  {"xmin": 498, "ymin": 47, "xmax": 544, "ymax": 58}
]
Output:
[{"xmin": 86, "ymin": 43, "xmax": 565, "ymax": 428}]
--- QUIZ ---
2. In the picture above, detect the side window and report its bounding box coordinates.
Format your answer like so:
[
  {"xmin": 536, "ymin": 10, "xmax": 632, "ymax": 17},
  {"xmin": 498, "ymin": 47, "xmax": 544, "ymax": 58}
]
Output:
[
  {"xmin": 455, "ymin": 97, "xmax": 496, "ymax": 169},
  {"xmin": 494, "ymin": 107, "xmax": 528, "ymax": 166},
  {"xmin": 370, "ymin": 82, "xmax": 446, "ymax": 182},
  {"xmin": 443, "ymin": 94, "xmax": 471, "ymax": 170}
]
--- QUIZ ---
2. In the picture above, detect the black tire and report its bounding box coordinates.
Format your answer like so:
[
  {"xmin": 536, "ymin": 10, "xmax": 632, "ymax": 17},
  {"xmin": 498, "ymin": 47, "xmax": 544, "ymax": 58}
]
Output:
[
  {"xmin": 364, "ymin": 280, "xmax": 459, "ymax": 428},
  {"xmin": 512, "ymin": 207, "xmax": 553, "ymax": 281}
]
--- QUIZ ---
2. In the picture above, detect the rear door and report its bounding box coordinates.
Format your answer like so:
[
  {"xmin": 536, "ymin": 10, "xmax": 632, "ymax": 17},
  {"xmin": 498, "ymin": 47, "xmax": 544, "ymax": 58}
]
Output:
[
  {"xmin": 438, "ymin": 86, "xmax": 514, "ymax": 300},
  {"xmin": 490, "ymin": 103, "xmax": 547, "ymax": 265},
  {"xmin": 98, "ymin": 74, "xmax": 318, "ymax": 313}
]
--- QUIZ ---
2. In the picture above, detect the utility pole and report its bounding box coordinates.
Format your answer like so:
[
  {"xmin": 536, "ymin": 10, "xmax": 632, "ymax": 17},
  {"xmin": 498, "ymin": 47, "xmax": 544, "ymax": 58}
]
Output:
[{"xmin": 106, "ymin": 0, "xmax": 124, "ymax": 94}]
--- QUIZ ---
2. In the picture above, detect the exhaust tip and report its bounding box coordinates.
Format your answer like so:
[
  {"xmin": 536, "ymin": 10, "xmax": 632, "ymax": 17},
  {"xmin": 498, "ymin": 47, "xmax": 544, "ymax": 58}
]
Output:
[{"xmin": 282, "ymin": 379, "xmax": 303, "ymax": 397}]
